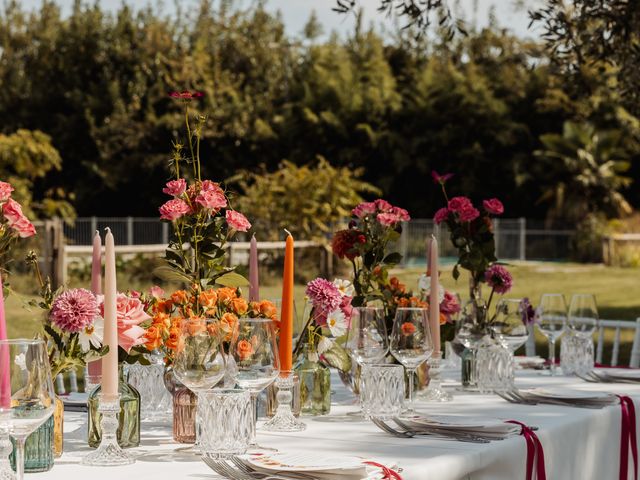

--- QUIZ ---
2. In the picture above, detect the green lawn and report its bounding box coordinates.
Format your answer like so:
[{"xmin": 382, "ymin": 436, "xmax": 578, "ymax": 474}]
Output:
[{"xmin": 6, "ymin": 262, "xmax": 640, "ymax": 364}]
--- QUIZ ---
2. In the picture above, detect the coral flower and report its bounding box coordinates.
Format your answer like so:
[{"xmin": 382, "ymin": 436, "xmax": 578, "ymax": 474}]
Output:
[
  {"xmin": 226, "ymin": 210, "xmax": 251, "ymax": 232},
  {"xmin": 237, "ymin": 339, "xmax": 254, "ymax": 361},
  {"xmin": 401, "ymin": 322, "xmax": 417, "ymax": 336},
  {"xmin": 231, "ymin": 297, "xmax": 249, "ymax": 315}
]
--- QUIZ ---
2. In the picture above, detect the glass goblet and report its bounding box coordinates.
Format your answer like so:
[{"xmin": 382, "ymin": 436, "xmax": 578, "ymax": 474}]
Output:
[
  {"xmin": 536, "ymin": 293, "xmax": 567, "ymax": 376},
  {"xmin": 492, "ymin": 299, "xmax": 530, "ymax": 353}
]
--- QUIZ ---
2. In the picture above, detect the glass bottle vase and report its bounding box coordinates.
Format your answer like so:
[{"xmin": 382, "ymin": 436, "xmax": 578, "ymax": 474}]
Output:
[
  {"xmin": 88, "ymin": 366, "xmax": 140, "ymax": 448},
  {"xmin": 295, "ymin": 348, "xmax": 331, "ymax": 416},
  {"xmin": 163, "ymin": 365, "xmax": 196, "ymax": 444}
]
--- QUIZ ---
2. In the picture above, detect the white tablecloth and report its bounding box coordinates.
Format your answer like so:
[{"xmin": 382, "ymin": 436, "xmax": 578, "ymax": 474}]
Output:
[{"xmin": 30, "ymin": 370, "xmax": 640, "ymax": 480}]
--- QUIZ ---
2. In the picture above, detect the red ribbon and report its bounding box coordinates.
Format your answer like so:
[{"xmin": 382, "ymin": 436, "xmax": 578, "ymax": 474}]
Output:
[
  {"xmin": 363, "ymin": 461, "xmax": 403, "ymax": 480},
  {"xmin": 506, "ymin": 420, "xmax": 546, "ymax": 480},
  {"xmin": 617, "ymin": 395, "xmax": 638, "ymax": 480}
]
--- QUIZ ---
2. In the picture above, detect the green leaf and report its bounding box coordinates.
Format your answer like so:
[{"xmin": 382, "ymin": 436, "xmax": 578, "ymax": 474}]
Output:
[
  {"xmin": 321, "ymin": 344, "xmax": 351, "ymax": 372},
  {"xmin": 383, "ymin": 252, "xmax": 402, "ymax": 265},
  {"xmin": 153, "ymin": 266, "xmax": 192, "ymax": 283},
  {"xmin": 452, "ymin": 264, "xmax": 460, "ymax": 281},
  {"xmin": 215, "ymin": 272, "xmax": 250, "ymax": 288}
]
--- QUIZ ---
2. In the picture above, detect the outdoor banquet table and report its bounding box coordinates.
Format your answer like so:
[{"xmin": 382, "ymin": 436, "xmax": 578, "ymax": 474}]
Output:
[{"xmin": 32, "ymin": 369, "xmax": 640, "ymax": 480}]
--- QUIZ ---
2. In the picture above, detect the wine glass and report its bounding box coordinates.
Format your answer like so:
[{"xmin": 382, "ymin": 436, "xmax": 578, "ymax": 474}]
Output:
[
  {"xmin": 345, "ymin": 307, "xmax": 388, "ymax": 366},
  {"xmin": 536, "ymin": 293, "xmax": 567, "ymax": 376},
  {"xmin": 229, "ymin": 317, "xmax": 280, "ymax": 451},
  {"xmin": 0, "ymin": 339, "xmax": 56, "ymax": 480},
  {"xmin": 492, "ymin": 299, "xmax": 530, "ymax": 353},
  {"xmin": 390, "ymin": 308, "xmax": 434, "ymax": 415},
  {"xmin": 568, "ymin": 294, "xmax": 599, "ymax": 338}
]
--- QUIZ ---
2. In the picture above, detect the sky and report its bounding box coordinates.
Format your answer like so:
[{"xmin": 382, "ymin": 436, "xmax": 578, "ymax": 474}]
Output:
[{"xmin": 17, "ymin": 0, "xmax": 543, "ymax": 39}]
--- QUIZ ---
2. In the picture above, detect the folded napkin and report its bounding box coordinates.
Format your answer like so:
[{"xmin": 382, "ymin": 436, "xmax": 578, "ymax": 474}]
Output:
[
  {"xmin": 521, "ymin": 387, "xmax": 618, "ymax": 407},
  {"xmin": 401, "ymin": 415, "xmax": 521, "ymax": 440},
  {"xmin": 595, "ymin": 369, "xmax": 640, "ymax": 383}
]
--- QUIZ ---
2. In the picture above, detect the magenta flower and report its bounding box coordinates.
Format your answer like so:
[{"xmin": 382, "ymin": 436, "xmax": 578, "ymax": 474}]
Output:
[
  {"xmin": 196, "ymin": 189, "xmax": 227, "ymax": 211},
  {"xmin": 485, "ymin": 265, "xmax": 513, "ymax": 294},
  {"xmin": 447, "ymin": 196, "xmax": 474, "ymax": 213},
  {"xmin": 50, "ymin": 288, "xmax": 99, "ymax": 333},
  {"xmin": 483, "ymin": 198, "xmax": 504, "ymax": 215},
  {"xmin": 226, "ymin": 210, "xmax": 251, "ymax": 232},
  {"xmin": 433, "ymin": 207, "xmax": 450, "ymax": 224},
  {"xmin": 377, "ymin": 212, "xmax": 402, "ymax": 227},
  {"xmin": 391, "ymin": 207, "xmax": 410, "ymax": 222},
  {"xmin": 0, "ymin": 181, "xmax": 13, "ymax": 202},
  {"xmin": 431, "ymin": 170, "xmax": 454, "ymax": 185},
  {"xmin": 440, "ymin": 291, "xmax": 461, "ymax": 317},
  {"xmin": 169, "ymin": 91, "xmax": 204, "ymax": 99},
  {"xmin": 159, "ymin": 198, "xmax": 190, "ymax": 221},
  {"xmin": 374, "ymin": 199, "xmax": 393, "ymax": 212},
  {"xmin": 305, "ymin": 278, "xmax": 342, "ymax": 313},
  {"xmin": 520, "ymin": 298, "xmax": 536, "ymax": 325},
  {"xmin": 162, "ymin": 179, "xmax": 187, "ymax": 197},
  {"xmin": 458, "ymin": 205, "xmax": 480, "ymax": 222},
  {"xmin": 352, "ymin": 201, "xmax": 377, "ymax": 218}
]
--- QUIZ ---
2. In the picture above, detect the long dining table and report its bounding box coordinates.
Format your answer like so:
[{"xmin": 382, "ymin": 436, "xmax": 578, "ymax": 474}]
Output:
[{"xmin": 31, "ymin": 368, "xmax": 639, "ymax": 480}]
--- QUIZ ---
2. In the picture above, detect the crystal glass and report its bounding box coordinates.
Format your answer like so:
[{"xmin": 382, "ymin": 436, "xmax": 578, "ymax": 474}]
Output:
[
  {"xmin": 128, "ymin": 353, "xmax": 171, "ymax": 421},
  {"xmin": 456, "ymin": 297, "xmax": 489, "ymax": 389},
  {"xmin": 262, "ymin": 371, "xmax": 306, "ymax": 432},
  {"xmin": 568, "ymin": 294, "xmax": 599, "ymax": 338},
  {"xmin": 198, "ymin": 389, "xmax": 252, "ymax": 459},
  {"xmin": 360, "ymin": 364, "xmax": 404, "ymax": 420},
  {"xmin": 229, "ymin": 317, "xmax": 280, "ymax": 449},
  {"xmin": 345, "ymin": 307, "xmax": 388, "ymax": 366},
  {"xmin": 560, "ymin": 330, "xmax": 595, "ymax": 375},
  {"xmin": 475, "ymin": 336, "xmax": 514, "ymax": 393},
  {"xmin": 0, "ymin": 427, "xmax": 13, "ymax": 480},
  {"xmin": 265, "ymin": 373, "xmax": 301, "ymax": 418},
  {"xmin": 492, "ymin": 299, "xmax": 530, "ymax": 353},
  {"xmin": 390, "ymin": 308, "xmax": 434, "ymax": 415},
  {"xmin": 536, "ymin": 293, "xmax": 567, "ymax": 376},
  {"xmin": 0, "ymin": 339, "xmax": 55, "ymax": 480}
]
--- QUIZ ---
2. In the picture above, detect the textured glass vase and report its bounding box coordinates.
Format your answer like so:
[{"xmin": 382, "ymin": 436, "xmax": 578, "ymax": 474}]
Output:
[
  {"xmin": 163, "ymin": 365, "xmax": 196, "ymax": 444},
  {"xmin": 88, "ymin": 366, "xmax": 140, "ymax": 448},
  {"xmin": 10, "ymin": 396, "xmax": 63, "ymax": 472},
  {"xmin": 128, "ymin": 358, "xmax": 171, "ymax": 421},
  {"xmin": 296, "ymin": 348, "xmax": 331, "ymax": 416}
]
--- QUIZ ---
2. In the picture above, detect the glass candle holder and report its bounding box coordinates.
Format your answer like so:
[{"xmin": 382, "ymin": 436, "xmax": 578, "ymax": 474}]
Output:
[
  {"xmin": 82, "ymin": 395, "xmax": 135, "ymax": 466},
  {"xmin": 262, "ymin": 371, "xmax": 306, "ymax": 432},
  {"xmin": 360, "ymin": 364, "xmax": 404, "ymax": 420}
]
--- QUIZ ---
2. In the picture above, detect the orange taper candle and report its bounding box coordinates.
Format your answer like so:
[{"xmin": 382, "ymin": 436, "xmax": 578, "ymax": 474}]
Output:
[{"xmin": 279, "ymin": 231, "xmax": 294, "ymax": 372}]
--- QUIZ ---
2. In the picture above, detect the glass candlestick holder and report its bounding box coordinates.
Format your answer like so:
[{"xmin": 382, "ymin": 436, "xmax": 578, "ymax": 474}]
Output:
[
  {"xmin": 0, "ymin": 431, "xmax": 15, "ymax": 480},
  {"xmin": 262, "ymin": 371, "xmax": 306, "ymax": 432},
  {"xmin": 419, "ymin": 352, "xmax": 452, "ymax": 402},
  {"xmin": 82, "ymin": 395, "xmax": 135, "ymax": 466}
]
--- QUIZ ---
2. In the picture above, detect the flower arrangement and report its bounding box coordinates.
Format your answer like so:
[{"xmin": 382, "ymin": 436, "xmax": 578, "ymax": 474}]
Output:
[
  {"xmin": 432, "ymin": 172, "xmax": 512, "ymax": 328},
  {"xmin": 293, "ymin": 277, "xmax": 354, "ymax": 372},
  {"xmin": 0, "ymin": 181, "xmax": 36, "ymax": 272},
  {"xmin": 156, "ymin": 91, "xmax": 251, "ymax": 294},
  {"xmin": 142, "ymin": 285, "xmax": 277, "ymax": 364}
]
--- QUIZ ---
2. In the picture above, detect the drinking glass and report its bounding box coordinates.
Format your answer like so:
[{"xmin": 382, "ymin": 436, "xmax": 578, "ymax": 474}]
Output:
[
  {"xmin": 229, "ymin": 317, "xmax": 279, "ymax": 451},
  {"xmin": 0, "ymin": 340, "xmax": 55, "ymax": 480},
  {"xmin": 345, "ymin": 307, "xmax": 388, "ymax": 366},
  {"xmin": 568, "ymin": 294, "xmax": 599, "ymax": 338},
  {"xmin": 390, "ymin": 308, "xmax": 433, "ymax": 415},
  {"xmin": 536, "ymin": 293, "xmax": 567, "ymax": 376},
  {"xmin": 360, "ymin": 364, "xmax": 404, "ymax": 420},
  {"xmin": 492, "ymin": 299, "xmax": 530, "ymax": 353}
]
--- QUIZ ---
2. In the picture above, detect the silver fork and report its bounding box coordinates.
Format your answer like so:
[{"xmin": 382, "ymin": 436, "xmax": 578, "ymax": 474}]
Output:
[
  {"xmin": 203, "ymin": 457, "xmax": 253, "ymax": 479},
  {"xmin": 372, "ymin": 418, "xmax": 415, "ymax": 438},
  {"xmin": 373, "ymin": 418, "xmax": 489, "ymax": 443},
  {"xmin": 508, "ymin": 389, "xmax": 539, "ymax": 405},
  {"xmin": 393, "ymin": 418, "xmax": 492, "ymax": 444},
  {"xmin": 229, "ymin": 457, "xmax": 320, "ymax": 480}
]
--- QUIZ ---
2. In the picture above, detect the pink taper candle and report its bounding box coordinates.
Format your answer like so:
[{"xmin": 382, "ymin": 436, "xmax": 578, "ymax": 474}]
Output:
[
  {"xmin": 0, "ymin": 274, "xmax": 10, "ymax": 408},
  {"xmin": 249, "ymin": 234, "xmax": 259, "ymax": 302},
  {"xmin": 428, "ymin": 235, "xmax": 441, "ymax": 354},
  {"xmin": 88, "ymin": 231, "xmax": 102, "ymax": 378},
  {"xmin": 101, "ymin": 228, "xmax": 118, "ymax": 400}
]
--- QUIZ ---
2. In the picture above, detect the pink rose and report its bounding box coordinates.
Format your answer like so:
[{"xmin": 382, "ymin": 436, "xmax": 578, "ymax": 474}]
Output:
[
  {"xmin": 352, "ymin": 202, "xmax": 377, "ymax": 218},
  {"xmin": 447, "ymin": 196, "xmax": 473, "ymax": 213},
  {"xmin": 200, "ymin": 180, "xmax": 225, "ymax": 195},
  {"xmin": 115, "ymin": 294, "xmax": 151, "ymax": 327},
  {"xmin": 149, "ymin": 286, "xmax": 165, "ymax": 299},
  {"xmin": 340, "ymin": 296, "xmax": 353, "ymax": 328},
  {"xmin": 162, "ymin": 179, "xmax": 187, "ymax": 197},
  {"xmin": 440, "ymin": 291, "xmax": 461, "ymax": 317},
  {"xmin": 11, "ymin": 217, "xmax": 36, "ymax": 238},
  {"xmin": 433, "ymin": 207, "xmax": 450, "ymax": 224},
  {"xmin": 458, "ymin": 205, "xmax": 480, "ymax": 222},
  {"xmin": 391, "ymin": 207, "xmax": 410, "ymax": 222},
  {"xmin": 0, "ymin": 182, "xmax": 14, "ymax": 202},
  {"xmin": 2, "ymin": 198, "xmax": 24, "ymax": 225},
  {"xmin": 159, "ymin": 198, "xmax": 190, "ymax": 221},
  {"xmin": 377, "ymin": 212, "xmax": 401, "ymax": 227},
  {"xmin": 483, "ymin": 198, "xmax": 504, "ymax": 215},
  {"xmin": 374, "ymin": 199, "xmax": 393, "ymax": 212},
  {"xmin": 118, "ymin": 325, "xmax": 147, "ymax": 353},
  {"xmin": 226, "ymin": 210, "xmax": 251, "ymax": 232},
  {"xmin": 195, "ymin": 190, "xmax": 227, "ymax": 211}
]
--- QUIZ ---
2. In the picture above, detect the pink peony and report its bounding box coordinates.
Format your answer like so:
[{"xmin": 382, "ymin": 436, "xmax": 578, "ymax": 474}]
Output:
[
  {"xmin": 483, "ymin": 198, "xmax": 504, "ymax": 215},
  {"xmin": 391, "ymin": 207, "xmax": 411, "ymax": 222},
  {"xmin": 447, "ymin": 196, "xmax": 474, "ymax": 213},
  {"xmin": 226, "ymin": 210, "xmax": 251, "ymax": 232},
  {"xmin": 352, "ymin": 202, "xmax": 377, "ymax": 218},
  {"xmin": 434, "ymin": 207, "xmax": 450, "ymax": 224},
  {"xmin": 377, "ymin": 212, "xmax": 401, "ymax": 227},
  {"xmin": 0, "ymin": 182, "xmax": 13, "ymax": 202},
  {"xmin": 159, "ymin": 198, "xmax": 190, "ymax": 221},
  {"xmin": 374, "ymin": 199, "xmax": 393, "ymax": 212},
  {"xmin": 195, "ymin": 189, "xmax": 227, "ymax": 211},
  {"xmin": 162, "ymin": 179, "xmax": 187, "ymax": 197},
  {"xmin": 458, "ymin": 205, "xmax": 480, "ymax": 222},
  {"xmin": 305, "ymin": 278, "xmax": 342, "ymax": 314},
  {"xmin": 440, "ymin": 291, "xmax": 461, "ymax": 317},
  {"xmin": 2, "ymin": 198, "xmax": 24, "ymax": 225},
  {"xmin": 97, "ymin": 293, "xmax": 149, "ymax": 353},
  {"xmin": 50, "ymin": 288, "xmax": 99, "ymax": 333},
  {"xmin": 485, "ymin": 265, "xmax": 513, "ymax": 295}
]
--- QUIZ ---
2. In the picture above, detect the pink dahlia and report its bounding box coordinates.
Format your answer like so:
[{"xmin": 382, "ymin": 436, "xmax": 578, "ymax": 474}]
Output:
[
  {"xmin": 374, "ymin": 199, "xmax": 393, "ymax": 212},
  {"xmin": 485, "ymin": 265, "xmax": 513, "ymax": 295},
  {"xmin": 305, "ymin": 278, "xmax": 342, "ymax": 313},
  {"xmin": 377, "ymin": 212, "xmax": 402, "ymax": 227},
  {"xmin": 159, "ymin": 198, "xmax": 190, "ymax": 221},
  {"xmin": 162, "ymin": 179, "xmax": 187, "ymax": 197},
  {"xmin": 0, "ymin": 181, "xmax": 13, "ymax": 202},
  {"xmin": 433, "ymin": 207, "xmax": 450, "ymax": 224},
  {"xmin": 226, "ymin": 210, "xmax": 251, "ymax": 232},
  {"xmin": 50, "ymin": 288, "xmax": 99, "ymax": 333},
  {"xmin": 483, "ymin": 198, "xmax": 504, "ymax": 216},
  {"xmin": 196, "ymin": 189, "xmax": 227, "ymax": 211},
  {"xmin": 352, "ymin": 201, "xmax": 377, "ymax": 218}
]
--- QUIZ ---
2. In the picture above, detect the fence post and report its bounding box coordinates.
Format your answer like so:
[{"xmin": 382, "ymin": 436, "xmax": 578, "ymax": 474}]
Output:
[
  {"xmin": 52, "ymin": 217, "xmax": 66, "ymax": 288},
  {"xmin": 400, "ymin": 221, "xmax": 409, "ymax": 266},
  {"xmin": 162, "ymin": 222, "xmax": 169, "ymax": 245},
  {"xmin": 126, "ymin": 216, "xmax": 134, "ymax": 245},
  {"xmin": 494, "ymin": 218, "xmax": 500, "ymax": 258},
  {"xmin": 90, "ymin": 216, "xmax": 97, "ymax": 238},
  {"xmin": 519, "ymin": 217, "xmax": 526, "ymax": 261}
]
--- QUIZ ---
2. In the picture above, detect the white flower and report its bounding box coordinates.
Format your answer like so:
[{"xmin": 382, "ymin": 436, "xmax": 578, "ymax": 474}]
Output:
[
  {"xmin": 308, "ymin": 350, "xmax": 319, "ymax": 362},
  {"xmin": 326, "ymin": 309, "xmax": 347, "ymax": 337},
  {"xmin": 79, "ymin": 317, "xmax": 104, "ymax": 353},
  {"xmin": 317, "ymin": 336, "xmax": 334, "ymax": 354},
  {"xmin": 333, "ymin": 278, "xmax": 354, "ymax": 297},
  {"xmin": 14, "ymin": 353, "xmax": 26, "ymax": 370},
  {"xmin": 418, "ymin": 274, "xmax": 445, "ymax": 302}
]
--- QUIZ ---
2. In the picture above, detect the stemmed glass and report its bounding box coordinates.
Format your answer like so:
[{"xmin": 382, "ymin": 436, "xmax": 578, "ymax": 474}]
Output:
[
  {"xmin": 536, "ymin": 294, "xmax": 567, "ymax": 376},
  {"xmin": 568, "ymin": 294, "xmax": 599, "ymax": 338},
  {"xmin": 390, "ymin": 308, "xmax": 434, "ymax": 415},
  {"xmin": 0, "ymin": 339, "xmax": 56, "ymax": 480},
  {"xmin": 492, "ymin": 299, "xmax": 530, "ymax": 353},
  {"xmin": 229, "ymin": 317, "xmax": 280, "ymax": 452}
]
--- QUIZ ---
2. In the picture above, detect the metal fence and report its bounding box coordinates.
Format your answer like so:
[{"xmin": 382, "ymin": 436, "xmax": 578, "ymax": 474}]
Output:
[{"xmin": 65, "ymin": 217, "xmax": 575, "ymax": 264}]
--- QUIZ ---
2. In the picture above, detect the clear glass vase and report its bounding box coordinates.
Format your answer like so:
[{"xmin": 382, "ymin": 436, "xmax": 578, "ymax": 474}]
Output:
[
  {"xmin": 296, "ymin": 347, "xmax": 331, "ymax": 416},
  {"xmin": 128, "ymin": 356, "xmax": 171, "ymax": 421},
  {"xmin": 10, "ymin": 396, "xmax": 63, "ymax": 472},
  {"xmin": 88, "ymin": 366, "xmax": 140, "ymax": 448}
]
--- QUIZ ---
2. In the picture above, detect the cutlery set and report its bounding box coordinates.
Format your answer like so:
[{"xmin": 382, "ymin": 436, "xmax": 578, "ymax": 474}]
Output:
[{"xmin": 203, "ymin": 455, "xmax": 321, "ymax": 480}]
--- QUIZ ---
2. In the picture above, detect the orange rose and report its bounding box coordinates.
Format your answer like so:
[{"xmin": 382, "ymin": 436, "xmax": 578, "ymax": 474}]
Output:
[
  {"xmin": 171, "ymin": 290, "xmax": 189, "ymax": 305},
  {"xmin": 401, "ymin": 321, "xmax": 417, "ymax": 336},
  {"xmin": 217, "ymin": 287, "xmax": 237, "ymax": 304},
  {"xmin": 237, "ymin": 339, "xmax": 254, "ymax": 361},
  {"xmin": 154, "ymin": 299, "xmax": 174, "ymax": 314},
  {"xmin": 207, "ymin": 321, "xmax": 220, "ymax": 338},
  {"xmin": 397, "ymin": 298, "xmax": 409, "ymax": 308},
  {"xmin": 259, "ymin": 300, "xmax": 277, "ymax": 320},
  {"xmin": 199, "ymin": 289, "xmax": 218, "ymax": 310},
  {"xmin": 144, "ymin": 325, "xmax": 163, "ymax": 351},
  {"xmin": 166, "ymin": 327, "xmax": 181, "ymax": 351},
  {"xmin": 248, "ymin": 301, "xmax": 260, "ymax": 317},
  {"xmin": 220, "ymin": 312, "xmax": 238, "ymax": 341},
  {"xmin": 439, "ymin": 312, "xmax": 447, "ymax": 325},
  {"xmin": 231, "ymin": 297, "xmax": 248, "ymax": 316},
  {"xmin": 186, "ymin": 318, "xmax": 206, "ymax": 336}
]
